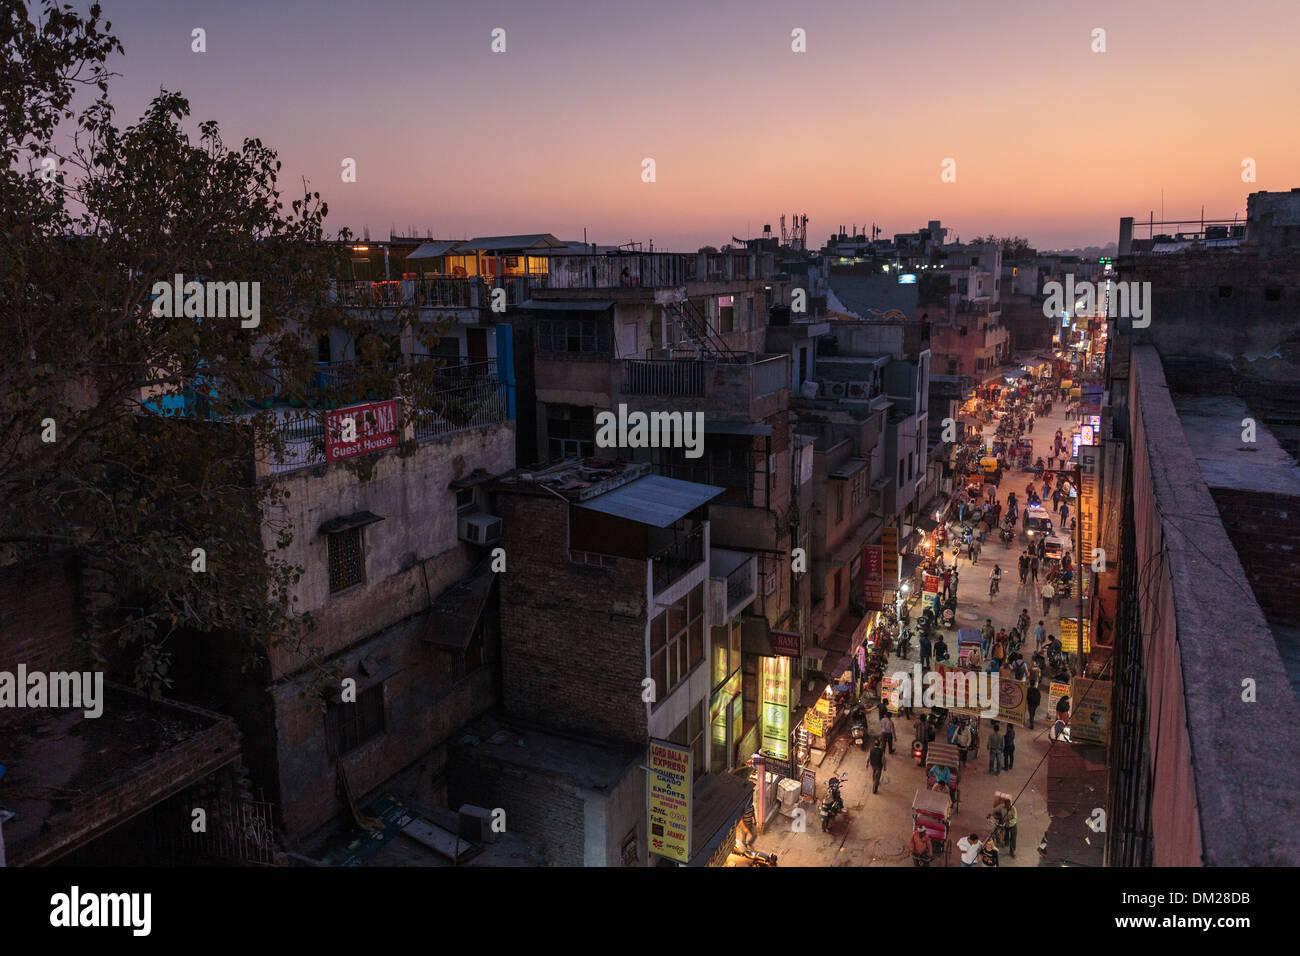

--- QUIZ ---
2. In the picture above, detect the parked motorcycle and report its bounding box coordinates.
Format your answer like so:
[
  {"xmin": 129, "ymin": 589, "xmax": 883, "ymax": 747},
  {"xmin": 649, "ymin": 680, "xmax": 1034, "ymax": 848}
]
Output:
[
  {"xmin": 820, "ymin": 777, "xmax": 845, "ymax": 831},
  {"xmin": 735, "ymin": 846, "xmax": 779, "ymax": 867},
  {"xmin": 850, "ymin": 704, "xmax": 868, "ymax": 748},
  {"xmin": 941, "ymin": 605, "xmax": 955, "ymax": 628}
]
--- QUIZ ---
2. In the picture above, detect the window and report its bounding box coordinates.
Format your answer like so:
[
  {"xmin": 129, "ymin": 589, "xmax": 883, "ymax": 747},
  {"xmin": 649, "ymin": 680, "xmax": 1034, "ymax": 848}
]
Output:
[
  {"xmin": 764, "ymin": 568, "xmax": 777, "ymax": 596},
  {"xmin": 834, "ymin": 569, "xmax": 843, "ymax": 608},
  {"xmin": 456, "ymin": 487, "xmax": 477, "ymax": 514},
  {"xmin": 851, "ymin": 472, "xmax": 865, "ymax": 508},
  {"xmin": 834, "ymin": 484, "xmax": 845, "ymax": 523},
  {"xmin": 649, "ymin": 583, "xmax": 705, "ymax": 700},
  {"xmin": 326, "ymin": 684, "xmax": 385, "ymax": 755},
  {"xmin": 669, "ymin": 705, "xmax": 706, "ymax": 781},
  {"xmin": 908, "ymin": 453, "xmax": 914, "ymax": 482},
  {"xmin": 328, "ymin": 527, "xmax": 366, "ymax": 593},
  {"xmin": 537, "ymin": 318, "xmax": 611, "ymax": 354},
  {"xmin": 898, "ymin": 459, "xmax": 904, "ymax": 487}
]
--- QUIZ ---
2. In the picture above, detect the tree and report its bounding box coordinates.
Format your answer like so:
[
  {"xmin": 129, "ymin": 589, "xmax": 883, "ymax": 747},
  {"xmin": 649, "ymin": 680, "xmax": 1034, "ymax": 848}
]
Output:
[
  {"xmin": 970, "ymin": 234, "xmax": 1035, "ymax": 260},
  {"xmin": 1, "ymin": 0, "xmax": 442, "ymax": 693}
]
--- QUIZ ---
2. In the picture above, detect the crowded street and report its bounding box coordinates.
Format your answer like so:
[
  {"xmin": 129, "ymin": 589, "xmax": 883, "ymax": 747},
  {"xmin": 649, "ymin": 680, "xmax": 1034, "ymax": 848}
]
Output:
[{"xmin": 750, "ymin": 375, "xmax": 1086, "ymax": 867}]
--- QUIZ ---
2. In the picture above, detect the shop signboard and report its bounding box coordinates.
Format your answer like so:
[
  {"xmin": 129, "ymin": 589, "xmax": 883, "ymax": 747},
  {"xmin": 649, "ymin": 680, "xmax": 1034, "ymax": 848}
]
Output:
[
  {"xmin": 863, "ymin": 545, "xmax": 885, "ymax": 611},
  {"xmin": 325, "ymin": 399, "xmax": 398, "ymax": 462},
  {"xmin": 1078, "ymin": 445, "xmax": 1100, "ymax": 571},
  {"xmin": 996, "ymin": 678, "xmax": 1029, "ymax": 728},
  {"xmin": 882, "ymin": 527, "xmax": 899, "ymax": 584},
  {"xmin": 923, "ymin": 572, "xmax": 941, "ymax": 594},
  {"xmin": 1059, "ymin": 618, "xmax": 1092, "ymax": 654},
  {"xmin": 647, "ymin": 739, "xmax": 692, "ymax": 863},
  {"xmin": 1049, "ymin": 681, "xmax": 1071, "ymax": 717},
  {"xmin": 882, "ymin": 676, "xmax": 902, "ymax": 714},
  {"xmin": 770, "ymin": 629, "xmax": 801, "ymax": 658},
  {"xmin": 801, "ymin": 767, "xmax": 817, "ymax": 800},
  {"xmin": 1069, "ymin": 678, "xmax": 1112, "ymax": 745},
  {"xmin": 804, "ymin": 711, "xmax": 825, "ymax": 738},
  {"xmin": 760, "ymin": 656, "xmax": 790, "ymax": 759}
]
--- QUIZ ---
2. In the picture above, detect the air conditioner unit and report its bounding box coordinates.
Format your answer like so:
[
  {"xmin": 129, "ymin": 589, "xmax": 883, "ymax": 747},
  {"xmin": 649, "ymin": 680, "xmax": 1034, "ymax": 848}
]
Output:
[
  {"xmin": 458, "ymin": 513, "xmax": 502, "ymax": 545},
  {"xmin": 847, "ymin": 381, "xmax": 871, "ymax": 398}
]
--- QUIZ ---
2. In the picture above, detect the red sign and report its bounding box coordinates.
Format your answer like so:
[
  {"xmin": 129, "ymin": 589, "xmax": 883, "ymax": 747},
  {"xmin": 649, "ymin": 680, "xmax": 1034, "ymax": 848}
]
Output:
[
  {"xmin": 770, "ymin": 630, "xmax": 801, "ymax": 658},
  {"xmin": 923, "ymin": 573, "xmax": 941, "ymax": 594},
  {"xmin": 326, "ymin": 400, "xmax": 398, "ymax": 461},
  {"xmin": 863, "ymin": 545, "xmax": 884, "ymax": 611}
]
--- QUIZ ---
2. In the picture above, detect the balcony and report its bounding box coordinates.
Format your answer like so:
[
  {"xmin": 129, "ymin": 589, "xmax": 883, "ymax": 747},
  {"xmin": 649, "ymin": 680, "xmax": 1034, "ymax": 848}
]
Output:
[
  {"xmin": 621, "ymin": 354, "xmax": 788, "ymax": 403},
  {"xmin": 258, "ymin": 359, "xmax": 509, "ymax": 476},
  {"xmin": 710, "ymin": 548, "xmax": 756, "ymax": 623},
  {"xmin": 651, "ymin": 524, "xmax": 706, "ymax": 593},
  {"xmin": 329, "ymin": 276, "xmax": 529, "ymax": 310}
]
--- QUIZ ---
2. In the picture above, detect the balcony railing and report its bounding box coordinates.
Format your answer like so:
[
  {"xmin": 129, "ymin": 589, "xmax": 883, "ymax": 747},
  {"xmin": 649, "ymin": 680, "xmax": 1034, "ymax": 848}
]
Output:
[
  {"xmin": 624, "ymin": 359, "xmax": 706, "ymax": 397},
  {"xmin": 259, "ymin": 360, "xmax": 509, "ymax": 476},
  {"xmin": 329, "ymin": 276, "xmax": 529, "ymax": 310},
  {"xmin": 651, "ymin": 525, "xmax": 706, "ymax": 593}
]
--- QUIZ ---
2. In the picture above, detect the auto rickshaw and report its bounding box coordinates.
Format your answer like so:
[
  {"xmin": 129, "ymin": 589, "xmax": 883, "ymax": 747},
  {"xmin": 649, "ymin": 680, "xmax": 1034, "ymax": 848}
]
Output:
[{"xmin": 980, "ymin": 455, "xmax": 1002, "ymax": 485}]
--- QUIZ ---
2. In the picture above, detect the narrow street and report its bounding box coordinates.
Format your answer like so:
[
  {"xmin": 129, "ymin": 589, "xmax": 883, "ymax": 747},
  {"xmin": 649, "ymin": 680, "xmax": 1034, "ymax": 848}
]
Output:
[{"xmin": 752, "ymin": 390, "xmax": 1083, "ymax": 866}]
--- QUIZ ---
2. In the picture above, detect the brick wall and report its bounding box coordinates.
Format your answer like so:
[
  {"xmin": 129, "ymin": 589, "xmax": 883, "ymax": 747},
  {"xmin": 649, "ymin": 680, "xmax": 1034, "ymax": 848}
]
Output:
[
  {"xmin": 1210, "ymin": 488, "xmax": 1300, "ymax": 625},
  {"xmin": 0, "ymin": 552, "xmax": 83, "ymax": 680},
  {"xmin": 495, "ymin": 491, "xmax": 649, "ymax": 745}
]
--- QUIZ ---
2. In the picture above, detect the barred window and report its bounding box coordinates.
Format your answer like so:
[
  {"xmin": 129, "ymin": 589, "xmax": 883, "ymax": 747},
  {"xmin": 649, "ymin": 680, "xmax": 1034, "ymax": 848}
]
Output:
[
  {"xmin": 538, "ymin": 318, "xmax": 611, "ymax": 354},
  {"xmin": 326, "ymin": 684, "xmax": 385, "ymax": 755},
  {"xmin": 328, "ymin": 527, "xmax": 366, "ymax": 593},
  {"xmin": 649, "ymin": 583, "xmax": 704, "ymax": 701}
]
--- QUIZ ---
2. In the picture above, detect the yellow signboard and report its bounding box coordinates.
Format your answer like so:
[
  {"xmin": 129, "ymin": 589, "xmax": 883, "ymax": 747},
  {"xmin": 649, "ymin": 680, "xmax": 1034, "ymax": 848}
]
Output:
[
  {"xmin": 1059, "ymin": 618, "xmax": 1092, "ymax": 654},
  {"xmin": 995, "ymin": 678, "xmax": 1029, "ymax": 728},
  {"xmin": 804, "ymin": 711, "xmax": 825, "ymax": 737},
  {"xmin": 1069, "ymin": 678, "xmax": 1112, "ymax": 745},
  {"xmin": 647, "ymin": 740, "xmax": 692, "ymax": 863}
]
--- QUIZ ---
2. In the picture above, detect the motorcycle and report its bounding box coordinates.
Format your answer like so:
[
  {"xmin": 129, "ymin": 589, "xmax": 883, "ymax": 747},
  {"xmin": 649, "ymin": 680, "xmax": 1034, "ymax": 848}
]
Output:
[
  {"xmin": 850, "ymin": 704, "xmax": 868, "ymax": 748},
  {"xmin": 735, "ymin": 845, "xmax": 779, "ymax": 867},
  {"xmin": 999, "ymin": 526, "xmax": 1014, "ymax": 544},
  {"xmin": 820, "ymin": 777, "xmax": 845, "ymax": 832}
]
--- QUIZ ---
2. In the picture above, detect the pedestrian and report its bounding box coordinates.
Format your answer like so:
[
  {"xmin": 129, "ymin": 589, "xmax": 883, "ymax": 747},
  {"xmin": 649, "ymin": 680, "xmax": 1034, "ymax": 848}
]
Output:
[
  {"xmin": 967, "ymin": 538, "xmax": 976, "ymax": 562},
  {"xmin": 972, "ymin": 537, "xmax": 982, "ymax": 565},
  {"xmin": 1030, "ymin": 555, "xmax": 1039, "ymax": 583},
  {"xmin": 958, "ymin": 832, "xmax": 982, "ymax": 867},
  {"xmin": 877, "ymin": 697, "xmax": 888, "ymax": 723},
  {"xmin": 869, "ymin": 735, "xmax": 886, "ymax": 794},
  {"xmin": 1018, "ymin": 551, "xmax": 1029, "ymax": 584},
  {"xmin": 955, "ymin": 719, "xmax": 973, "ymax": 767},
  {"xmin": 987, "ymin": 721, "xmax": 1004, "ymax": 775},
  {"xmin": 990, "ymin": 636, "xmax": 1007, "ymax": 673},
  {"xmin": 1004, "ymin": 723, "xmax": 1016, "ymax": 770},
  {"xmin": 1027, "ymin": 682, "xmax": 1042, "ymax": 729},
  {"xmin": 1041, "ymin": 580, "xmax": 1055, "ymax": 615},
  {"xmin": 1001, "ymin": 798, "xmax": 1018, "ymax": 857},
  {"xmin": 933, "ymin": 636, "xmax": 949, "ymax": 663},
  {"xmin": 1034, "ymin": 619, "xmax": 1046, "ymax": 649},
  {"xmin": 920, "ymin": 631, "xmax": 932, "ymax": 670},
  {"xmin": 981, "ymin": 619, "xmax": 994, "ymax": 655},
  {"xmin": 880, "ymin": 713, "xmax": 896, "ymax": 754},
  {"xmin": 1046, "ymin": 452, "xmax": 1055, "ymax": 470},
  {"xmin": 1061, "ymin": 502, "xmax": 1070, "ymax": 526}
]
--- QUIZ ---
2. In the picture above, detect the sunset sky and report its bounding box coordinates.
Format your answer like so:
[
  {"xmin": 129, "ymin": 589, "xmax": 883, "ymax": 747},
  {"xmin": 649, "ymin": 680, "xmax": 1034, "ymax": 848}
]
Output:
[{"xmin": 100, "ymin": 0, "xmax": 1300, "ymax": 251}]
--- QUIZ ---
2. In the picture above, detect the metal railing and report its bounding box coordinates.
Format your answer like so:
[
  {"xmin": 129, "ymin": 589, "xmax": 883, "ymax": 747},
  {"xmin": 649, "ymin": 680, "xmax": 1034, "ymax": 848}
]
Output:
[
  {"xmin": 651, "ymin": 525, "xmax": 705, "ymax": 592},
  {"xmin": 623, "ymin": 359, "xmax": 706, "ymax": 397},
  {"xmin": 725, "ymin": 554, "xmax": 755, "ymax": 607},
  {"xmin": 409, "ymin": 376, "xmax": 509, "ymax": 442},
  {"xmin": 330, "ymin": 276, "xmax": 528, "ymax": 310}
]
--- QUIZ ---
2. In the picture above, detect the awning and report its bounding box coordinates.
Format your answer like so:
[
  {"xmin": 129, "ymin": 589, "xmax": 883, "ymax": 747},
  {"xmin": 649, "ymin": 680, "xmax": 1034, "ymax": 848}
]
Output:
[
  {"xmin": 703, "ymin": 421, "xmax": 773, "ymax": 437},
  {"xmin": 901, "ymin": 553, "xmax": 926, "ymax": 582},
  {"xmin": 449, "ymin": 468, "xmax": 497, "ymax": 490},
  {"xmin": 577, "ymin": 474, "xmax": 725, "ymax": 528},
  {"xmin": 829, "ymin": 458, "xmax": 868, "ymax": 480},
  {"xmin": 688, "ymin": 773, "xmax": 753, "ymax": 867},
  {"xmin": 519, "ymin": 299, "xmax": 614, "ymax": 311},
  {"xmin": 832, "ymin": 516, "xmax": 883, "ymax": 566},
  {"xmin": 423, "ymin": 567, "xmax": 495, "ymax": 648},
  {"xmin": 319, "ymin": 511, "xmax": 385, "ymax": 535}
]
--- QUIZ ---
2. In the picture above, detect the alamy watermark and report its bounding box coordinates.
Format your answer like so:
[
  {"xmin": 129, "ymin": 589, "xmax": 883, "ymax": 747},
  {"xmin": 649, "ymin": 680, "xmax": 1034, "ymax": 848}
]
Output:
[
  {"xmin": 891, "ymin": 663, "xmax": 1000, "ymax": 718},
  {"xmin": 0, "ymin": 665, "xmax": 103, "ymax": 718},
  {"xmin": 1043, "ymin": 274, "xmax": 1150, "ymax": 328},
  {"xmin": 595, "ymin": 404, "xmax": 704, "ymax": 459},
  {"xmin": 150, "ymin": 274, "xmax": 260, "ymax": 328}
]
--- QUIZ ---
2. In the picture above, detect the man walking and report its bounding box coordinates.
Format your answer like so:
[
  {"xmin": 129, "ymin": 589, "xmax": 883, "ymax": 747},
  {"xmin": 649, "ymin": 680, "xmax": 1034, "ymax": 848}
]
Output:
[
  {"xmin": 1060, "ymin": 501, "xmax": 1070, "ymax": 527},
  {"xmin": 987, "ymin": 722, "xmax": 1005, "ymax": 775},
  {"xmin": 1034, "ymin": 619, "xmax": 1046, "ymax": 650},
  {"xmin": 958, "ymin": 832, "xmax": 982, "ymax": 867},
  {"xmin": 869, "ymin": 735, "xmax": 886, "ymax": 794},
  {"xmin": 880, "ymin": 712, "xmax": 896, "ymax": 754},
  {"xmin": 1001, "ymin": 798, "xmax": 1019, "ymax": 858},
  {"xmin": 1029, "ymin": 554, "xmax": 1040, "ymax": 584},
  {"xmin": 1003, "ymin": 723, "xmax": 1016, "ymax": 770},
  {"xmin": 981, "ymin": 619, "xmax": 994, "ymax": 656},
  {"xmin": 1018, "ymin": 550, "xmax": 1029, "ymax": 585},
  {"xmin": 1041, "ymin": 580, "xmax": 1055, "ymax": 616},
  {"xmin": 920, "ymin": 631, "xmax": 932, "ymax": 671},
  {"xmin": 1026, "ymin": 682, "xmax": 1042, "ymax": 729}
]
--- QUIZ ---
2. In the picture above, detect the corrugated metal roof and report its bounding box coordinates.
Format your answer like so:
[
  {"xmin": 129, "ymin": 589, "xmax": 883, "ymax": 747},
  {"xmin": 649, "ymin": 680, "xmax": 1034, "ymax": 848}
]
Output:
[
  {"xmin": 829, "ymin": 457, "xmax": 868, "ymax": 479},
  {"xmin": 406, "ymin": 240, "xmax": 463, "ymax": 259},
  {"xmin": 576, "ymin": 474, "xmax": 724, "ymax": 528},
  {"xmin": 459, "ymin": 234, "xmax": 565, "ymax": 252}
]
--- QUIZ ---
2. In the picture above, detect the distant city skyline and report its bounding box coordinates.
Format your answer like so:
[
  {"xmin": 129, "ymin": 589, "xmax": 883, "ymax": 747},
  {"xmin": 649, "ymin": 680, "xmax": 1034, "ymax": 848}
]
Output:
[{"xmin": 92, "ymin": 0, "xmax": 1300, "ymax": 251}]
